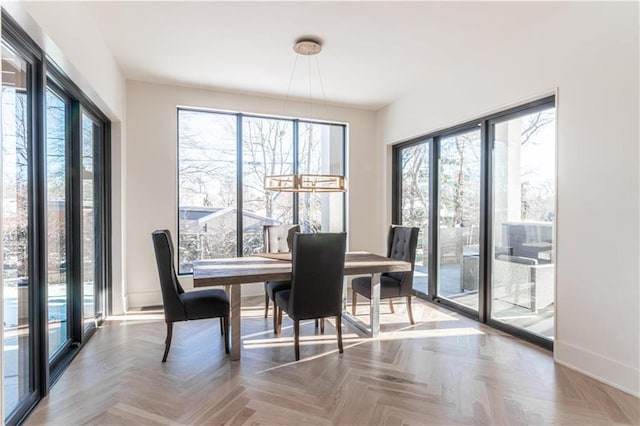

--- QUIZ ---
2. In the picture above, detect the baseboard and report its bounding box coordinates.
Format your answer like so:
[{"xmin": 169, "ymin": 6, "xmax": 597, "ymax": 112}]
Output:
[
  {"xmin": 127, "ymin": 283, "xmax": 266, "ymax": 309},
  {"xmin": 555, "ymin": 340, "xmax": 640, "ymax": 397},
  {"xmin": 127, "ymin": 291, "xmax": 163, "ymax": 309},
  {"xmin": 239, "ymin": 282, "xmax": 263, "ymax": 297}
]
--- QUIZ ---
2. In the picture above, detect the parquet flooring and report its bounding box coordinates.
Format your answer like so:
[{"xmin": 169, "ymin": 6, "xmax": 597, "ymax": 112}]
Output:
[{"xmin": 26, "ymin": 297, "xmax": 639, "ymax": 425}]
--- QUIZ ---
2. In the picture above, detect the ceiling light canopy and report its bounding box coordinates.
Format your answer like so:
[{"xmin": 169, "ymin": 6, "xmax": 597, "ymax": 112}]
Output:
[{"xmin": 293, "ymin": 39, "xmax": 322, "ymax": 56}]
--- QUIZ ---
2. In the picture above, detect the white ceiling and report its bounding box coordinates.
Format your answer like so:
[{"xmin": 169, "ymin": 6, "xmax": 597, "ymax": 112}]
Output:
[{"xmin": 84, "ymin": 1, "xmax": 570, "ymax": 111}]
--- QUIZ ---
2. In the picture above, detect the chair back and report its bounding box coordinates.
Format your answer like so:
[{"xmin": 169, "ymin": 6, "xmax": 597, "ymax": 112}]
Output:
[
  {"xmin": 152, "ymin": 230, "xmax": 187, "ymax": 322},
  {"xmin": 385, "ymin": 225, "xmax": 420, "ymax": 295},
  {"xmin": 264, "ymin": 224, "xmax": 300, "ymax": 253},
  {"xmin": 288, "ymin": 232, "xmax": 347, "ymax": 320}
]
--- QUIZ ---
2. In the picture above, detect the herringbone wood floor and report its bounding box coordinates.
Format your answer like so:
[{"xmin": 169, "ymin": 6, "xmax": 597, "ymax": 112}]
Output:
[{"xmin": 26, "ymin": 297, "xmax": 638, "ymax": 425}]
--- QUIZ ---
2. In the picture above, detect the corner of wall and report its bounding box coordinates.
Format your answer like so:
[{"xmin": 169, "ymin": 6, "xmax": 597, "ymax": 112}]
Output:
[{"xmin": 110, "ymin": 120, "xmax": 126, "ymax": 315}]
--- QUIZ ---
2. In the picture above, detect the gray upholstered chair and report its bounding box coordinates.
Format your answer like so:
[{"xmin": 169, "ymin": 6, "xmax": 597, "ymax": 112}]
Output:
[
  {"xmin": 275, "ymin": 232, "xmax": 347, "ymax": 361},
  {"xmin": 351, "ymin": 225, "xmax": 420, "ymax": 325},
  {"xmin": 263, "ymin": 224, "xmax": 300, "ymax": 333},
  {"xmin": 152, "ymin": 230, "xmax": 230, "ymax": 361}
]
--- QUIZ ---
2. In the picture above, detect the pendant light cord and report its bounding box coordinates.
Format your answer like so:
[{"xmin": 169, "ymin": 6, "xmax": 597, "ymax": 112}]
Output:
[
  {"xmin": 308, "ymin": 54, "xmax": 313, "ymax": 119},
  {"xmin": 314, "ymin": 55, "xmax": 329, "ymax": 116},
  {"xmin": 282, "ymin": 53, "xmax": 299, "ymax": 116},
  {"xmin": 282, "ymin": 38, "xmax": 328, "ymax": 119}
]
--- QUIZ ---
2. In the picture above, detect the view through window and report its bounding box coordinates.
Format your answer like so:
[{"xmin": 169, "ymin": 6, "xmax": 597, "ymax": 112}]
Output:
[
  {"xmin": 45, "ymin": 87, "xmax": 69, "ymax": 359},
  {"xmin": 178, "ymin": 109, "xmax": 346, "ymax": 274},
  {"xmin": 399, "ymin": 143, "xmax": 429, "ymax": 294}
]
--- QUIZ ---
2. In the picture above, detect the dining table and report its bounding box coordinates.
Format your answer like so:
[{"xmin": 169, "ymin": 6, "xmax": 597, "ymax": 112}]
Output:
[{"xmin": 192, "ymin": 251, "xmax": 411, "ymax": 360}]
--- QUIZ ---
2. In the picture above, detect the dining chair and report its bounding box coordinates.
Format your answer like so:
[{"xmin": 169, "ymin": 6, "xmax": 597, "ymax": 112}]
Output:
[
  {"xmin": 151, "ymin": 229, "xmax": 230, "ymax": 362},
  {"xmin": 263, "ymin": 224, "xmax": 300, "ymax": 333},
  {"xmin": 351, "ymin": 225, "xmax": 420, "ymax": 324},
  {"xmin": 275, "ymin": 232, "xmax": 347, "ymax": 361}
]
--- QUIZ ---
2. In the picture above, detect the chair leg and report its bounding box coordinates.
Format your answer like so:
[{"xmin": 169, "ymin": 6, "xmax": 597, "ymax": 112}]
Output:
[
  {"xmin": 264, "ymin": 292, "xmax": 270, "ymax": 318},
  {"xmin": 406, "ymin": 295, "xmax": 415, "ymax": 325},
  {"xmin": 219, "ymin": 317, "xmax": 224, "ymax": 335},
  {"xmin": 320, "ymin": 318, "xmax": 325, "ymax": 334},
  {"xmin": 162, "ymin": 322, "xmax": 173, "ymax": 362},
  {"xmin": 273, "ymin": 302, "xmax": 278, "ymax": 334},
  {"xmin": 352, "ymin": 289, "xmax": 357, "ymax": 316},
  {"xmin": 276, "ymin": 307, "xmax": 283, "ymax": 337},
  {"xmin": 389, "ymin": 299, "xmax": 395, "ymax": 313},
  {"xmin": 315, "ymin": 319, "xmax": 319, "ymax": 328},
  {"xmin": 223, "ymin": 316, "xmax": 230, "ymax": 354},
  {"xmin": 294, "ymin": 319, "xmax": 300, "ymax": 361},
  {"xmin": 336, "ymin": 315, "xmax": 343, "ymax": 354}
]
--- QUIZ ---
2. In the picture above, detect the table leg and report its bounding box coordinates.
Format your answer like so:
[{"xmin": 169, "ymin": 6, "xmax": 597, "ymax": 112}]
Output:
[
  {"xmin": 230, "ymin": 285, "xmax": 241, "ymax": 361},
  {"xmin": 370, "ymin": 272, "xmax": 381, "ymax": 337},
  {"xmin": 341, "ymin": 272, "xmax": 381, "ymax": 337}
]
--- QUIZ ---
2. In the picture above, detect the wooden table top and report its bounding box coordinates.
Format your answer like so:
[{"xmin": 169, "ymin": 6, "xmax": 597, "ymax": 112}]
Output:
[{"xmin": 192, "ymin": 251, "xmax": 411, "ymax": 287}]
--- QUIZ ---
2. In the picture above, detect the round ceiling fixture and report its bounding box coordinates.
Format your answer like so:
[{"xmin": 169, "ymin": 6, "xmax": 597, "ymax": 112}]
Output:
[{"xmin": 293, "ymin": 39, "xmax": 322, "ymax": 56}]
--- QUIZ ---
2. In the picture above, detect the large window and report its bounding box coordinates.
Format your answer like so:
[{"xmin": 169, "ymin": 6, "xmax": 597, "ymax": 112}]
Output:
[
  {"xmin": 393, "ymin": 97, "xmax": 556, "ymax": 349},
  {"xmin": 2, "ymin": 12, "xmax": 111, "ymax": 425},
  {"xmin": 178, "ymin": 109, "xmax": 346, "ymax": 274}
]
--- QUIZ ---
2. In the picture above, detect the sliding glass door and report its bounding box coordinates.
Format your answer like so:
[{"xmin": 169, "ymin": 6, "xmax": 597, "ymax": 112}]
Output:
[
  {"xmin": 437, "ymin": 129, "xmax": 481, "ymax": 312},
  {"xmin": 45, "ymin": 86, "xmax": 70, "ymax": 359},
  {"xmin": 2, "ymin": 39, "xmax": 36, "ymax": 418},
  {"xmin": 397, "ymin": 142, "xmax": 430, "ymax": 294},
  {"xmin": 489, "ymin": 107, "xmax": 556, "ymax": 339},
  {"xmin": 2, "ymin": 13, "xmax": 112, "ymax": 423},
  {"xmin": 393, "ymin": 97, "xmax": 556, "ymax": 348}
]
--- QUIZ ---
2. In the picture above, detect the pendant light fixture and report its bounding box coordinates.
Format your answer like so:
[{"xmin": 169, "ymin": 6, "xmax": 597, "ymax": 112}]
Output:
[{"xmin": 264, "ymin": 38, "xmax": 347, "ymax": 193}]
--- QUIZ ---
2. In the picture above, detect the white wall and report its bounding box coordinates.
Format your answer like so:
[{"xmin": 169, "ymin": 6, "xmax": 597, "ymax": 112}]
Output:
[
  {"xmin": 3, "ymin": 2, "xmax": 125, "ymax": 121},
  {"xmin": 377, "ymin": 3, "xmax": 639, "ymax": 396},
  {"xmin": 3, "ymin": 2, "xmax": 128, "ymax": 315},
  {"xmin": 125, "ymin": 80, "xmax": 380, "ymax": 307}
]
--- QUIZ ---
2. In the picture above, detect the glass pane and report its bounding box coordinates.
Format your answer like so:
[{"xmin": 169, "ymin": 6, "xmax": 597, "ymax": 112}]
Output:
[
  {"xmin": 242, "ymin": 116, "xmax": 293, "ymax": 255},
  {"xmin": 81, "ymin": 112, "xmax": 97, "ymax": 325},
  {"xmin": 491, "ymin": 108, "xmax": 556, "ymax": 339},
  {"xmin": 437, "ymin": 129, "xmax": 481, "ymax": 311},
  {"xmin": 46, "ymin": 88, "xmax": 69, "ymax": 358},
  {"xmin": 400, "ymin": 143, "xmax": 429, "ymax": 294},
  {"xmin": 2, "ymin": 41, "xmax": 32, "ymax": 414},
  {"xmin": 298, "ymin": 122, "xmax": 345, "ymax": 233},
  {"xmin": 178, "ymin": 110, "xmax": 238, "ymax": 272}
]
